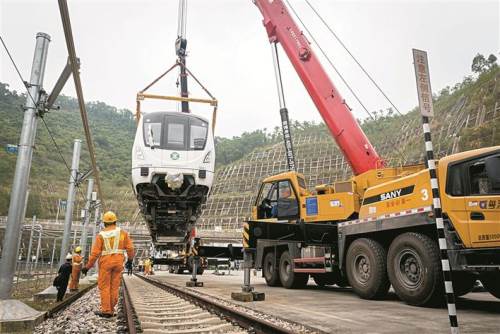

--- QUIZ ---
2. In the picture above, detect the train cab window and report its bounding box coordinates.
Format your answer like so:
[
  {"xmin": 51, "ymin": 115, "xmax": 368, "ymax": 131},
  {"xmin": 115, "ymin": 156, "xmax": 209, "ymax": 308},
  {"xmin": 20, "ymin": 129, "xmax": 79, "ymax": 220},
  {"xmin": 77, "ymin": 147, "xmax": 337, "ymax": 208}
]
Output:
[
  {"xmin": 145, "ymin": 123, "xmax": 161, "ymax": 148},
  {"xmin": 164, "ymin": 116, "xmax": 188, "ymax": 150},
  {"xmin": 190, "ymin": 118, "xmax": 208, "ymax": 150},
  {"xmin": 143, "ymin": 113, "xmax": 163, "ymax": 148},
  {"xmin": 277, "ymin": 180, "xmax": 299, "ymax": 219}
]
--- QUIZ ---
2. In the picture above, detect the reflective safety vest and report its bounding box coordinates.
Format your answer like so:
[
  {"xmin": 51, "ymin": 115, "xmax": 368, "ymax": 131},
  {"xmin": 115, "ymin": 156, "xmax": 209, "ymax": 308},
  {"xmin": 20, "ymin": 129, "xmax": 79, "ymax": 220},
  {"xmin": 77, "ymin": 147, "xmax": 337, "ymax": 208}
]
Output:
[
  {"xmin": 100, "ymin": 228, "xmax": 125, "ymax": 256},
  {"xmin": 72, "ymin": 255, "xmax": 82, "ymax": 266}
]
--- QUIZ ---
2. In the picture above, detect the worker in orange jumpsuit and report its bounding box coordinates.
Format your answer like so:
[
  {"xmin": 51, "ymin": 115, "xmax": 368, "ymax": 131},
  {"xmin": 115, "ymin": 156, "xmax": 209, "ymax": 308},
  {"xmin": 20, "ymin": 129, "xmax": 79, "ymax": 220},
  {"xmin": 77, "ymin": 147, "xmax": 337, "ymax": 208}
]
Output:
[
  {"xmin": 82, "ymin": 211, "xmax": 134, "ymax": 318},
  {"xmin": 69, "ymin": 246, "xmax": 83, "ymax": 292},
  {"xmin": 143, "ymin": 258, "xmax": 151, "ymax": 275}
]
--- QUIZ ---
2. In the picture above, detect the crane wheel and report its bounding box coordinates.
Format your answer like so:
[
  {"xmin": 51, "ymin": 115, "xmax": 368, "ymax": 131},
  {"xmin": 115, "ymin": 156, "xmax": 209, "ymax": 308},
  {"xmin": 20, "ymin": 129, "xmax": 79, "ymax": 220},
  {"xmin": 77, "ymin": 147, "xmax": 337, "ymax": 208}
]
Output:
[
  {"xmin": 387, "ymin": 232, "xmax": 443, "ymax": 306},
  {"xmin": 279, "ymin": 251, "xmax": 309, "ymax": 289},
  {"xmin": 263, "ymin": 251, "xmax": 281, "ymax": 286},
  {"xmin": 480, "ymin": 272, "xmax": 500, "ymax": 299},
  {"xmin": 346, "ymin": 238, "xmax": 390, "ymax": 299}
]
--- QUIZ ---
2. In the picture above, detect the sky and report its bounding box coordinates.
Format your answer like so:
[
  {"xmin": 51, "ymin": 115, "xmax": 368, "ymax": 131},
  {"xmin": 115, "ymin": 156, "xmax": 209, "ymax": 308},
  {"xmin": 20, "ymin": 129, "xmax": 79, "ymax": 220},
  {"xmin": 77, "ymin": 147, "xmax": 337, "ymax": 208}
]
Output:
[{"xmin": 0, "ymin": 0, "xmax": 499, "ymax": 138}]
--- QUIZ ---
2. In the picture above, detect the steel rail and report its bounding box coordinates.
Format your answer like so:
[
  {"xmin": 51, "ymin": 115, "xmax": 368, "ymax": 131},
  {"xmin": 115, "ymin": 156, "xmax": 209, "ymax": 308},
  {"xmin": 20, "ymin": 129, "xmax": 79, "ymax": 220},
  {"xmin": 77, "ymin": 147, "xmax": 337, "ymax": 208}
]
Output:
[
  {"xmin": 134, "ymin": 274, "xmax": 317, "ymax": 334},
  {"xmin": 121, "ymin": 278, "xmax": 138, "ymax": 334},
  {"xmin": 57, "ymin": 0, "xmax": 105, "ymax": 208},
  {"xmin": 45, "ymin": 282, "xmax": 97, "ymax": 318}
]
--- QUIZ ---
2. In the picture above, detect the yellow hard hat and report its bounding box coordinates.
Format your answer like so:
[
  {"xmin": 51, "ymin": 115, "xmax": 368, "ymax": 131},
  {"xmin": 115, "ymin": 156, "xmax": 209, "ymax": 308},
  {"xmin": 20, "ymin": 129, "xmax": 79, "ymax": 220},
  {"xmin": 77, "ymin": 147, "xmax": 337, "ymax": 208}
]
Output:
[
  {"xmin": 103, "ymin": 211, "xmax": 117, "ymax": 224},
  {"xmin": 74, "ymin": 246, "xmax": 82, "ymax": 253}
]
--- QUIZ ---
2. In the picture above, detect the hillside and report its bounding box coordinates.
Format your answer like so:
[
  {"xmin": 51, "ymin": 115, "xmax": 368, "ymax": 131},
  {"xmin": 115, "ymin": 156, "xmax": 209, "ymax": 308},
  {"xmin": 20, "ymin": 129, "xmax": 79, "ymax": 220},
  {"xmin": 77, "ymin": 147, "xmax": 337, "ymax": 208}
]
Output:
[
  {"xmin": 0, "ymin": 64, "xmax": 498, "ymax": 223},
  {"xmin": 198, "ymin": 66, "xmax": 500, "ymax": 231},
  {"xmin": 0, "ymin": 83, "xmax": 137, "ymax": 219}
]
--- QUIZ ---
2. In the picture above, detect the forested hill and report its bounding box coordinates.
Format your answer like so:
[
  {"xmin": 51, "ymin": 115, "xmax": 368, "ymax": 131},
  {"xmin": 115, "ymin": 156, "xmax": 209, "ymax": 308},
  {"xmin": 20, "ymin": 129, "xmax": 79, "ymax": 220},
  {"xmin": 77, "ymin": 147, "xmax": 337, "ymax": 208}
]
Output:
[
  {"xmin": 0, "ymin": 84, "xmax": 136, "ymax": 217},
  {"xmin": 0, "ymin": 54, "xmax": 498, "ymax": 219}
]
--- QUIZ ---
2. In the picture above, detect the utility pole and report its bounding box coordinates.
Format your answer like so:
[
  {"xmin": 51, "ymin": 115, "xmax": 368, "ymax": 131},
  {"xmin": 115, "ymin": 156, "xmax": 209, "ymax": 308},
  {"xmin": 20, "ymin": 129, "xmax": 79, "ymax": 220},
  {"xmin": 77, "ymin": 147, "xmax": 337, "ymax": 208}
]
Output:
[
  {"xmin": 59, "ymin": 139, "xmax": 81, "ymax": 265},
  {"xmin": 90, "ymin": 201, "xmax": 100, "ymax": 275},
  {"xmin": 14, "ymin": 188, "xmax": 30, "ymax": 274},
  {"xmin": 79, "ymin": 178, "xmax": 94, "ymax": 258},
  {"xmin": 25, "ymin": 216, "xmax": 36, "ymax": 274},
  {"xmin": 33, "ymin": 226, "xmax": 42, "ymax": 274},
  {"xmin": 0, "ymin": 32, "xmax": 50, "ymax": 300}
]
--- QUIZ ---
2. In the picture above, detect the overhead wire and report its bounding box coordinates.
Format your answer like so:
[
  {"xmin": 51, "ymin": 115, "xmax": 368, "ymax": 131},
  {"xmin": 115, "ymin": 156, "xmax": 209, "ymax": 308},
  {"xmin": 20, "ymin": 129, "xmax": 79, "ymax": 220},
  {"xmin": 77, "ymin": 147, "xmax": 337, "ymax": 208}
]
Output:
[
  {"xmin": 1, "ymin": 34, "xmax": 87, "ymax": 203},
  {"xmin": 304, "ymin": 0, "xmax": 403, "ymax": 116},
  {"xmin": 285, "ymin": 0, "xmax": 407, "ymax": 162},
  {"xmin": 284, "ymin": 0, "xmax": 374, "ymax": 120},
  {"xmin": 0, "ymin": 35, "xmax": 37, "ymax": 107}
]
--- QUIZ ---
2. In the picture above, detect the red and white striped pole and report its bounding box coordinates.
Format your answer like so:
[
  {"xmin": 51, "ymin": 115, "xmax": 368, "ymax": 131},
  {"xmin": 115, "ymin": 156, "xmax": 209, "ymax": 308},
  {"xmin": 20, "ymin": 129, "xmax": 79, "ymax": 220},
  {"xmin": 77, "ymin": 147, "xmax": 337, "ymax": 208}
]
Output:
[{"xmin": 413, "ymin": 49, "xmax": 459, "ymax": 334}]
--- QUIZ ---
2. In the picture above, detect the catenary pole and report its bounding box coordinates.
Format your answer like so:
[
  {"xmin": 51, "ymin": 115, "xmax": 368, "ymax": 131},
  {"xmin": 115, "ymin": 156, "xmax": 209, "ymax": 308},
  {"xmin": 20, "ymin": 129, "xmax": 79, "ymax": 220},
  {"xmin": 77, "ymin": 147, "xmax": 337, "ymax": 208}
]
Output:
[
  {"xmin": 79, "ymin": 178, "xmax": 94, "ymax": 258},
  {"xmin": 91, "ymin": 202, "xmax": 100, "ymax": 274},
  {"xmin": 59, "ymin": 139, "xmax": 81, "ymax": 265},
  {"xmin": 0, "ymin": 33, "xmax": 50, "ymax": 300},
  {"xmin": 25, "ymin": 215, "xmax": 36, "ymax": 273}
]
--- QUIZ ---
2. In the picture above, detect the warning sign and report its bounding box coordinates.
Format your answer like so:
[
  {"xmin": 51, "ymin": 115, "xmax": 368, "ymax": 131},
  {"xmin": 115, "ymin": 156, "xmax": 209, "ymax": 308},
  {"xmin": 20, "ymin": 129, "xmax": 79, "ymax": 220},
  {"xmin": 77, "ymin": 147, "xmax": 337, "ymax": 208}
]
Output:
[{"xmin": 412, "ymin": 49, "xmax": 434, "ymax": 117}]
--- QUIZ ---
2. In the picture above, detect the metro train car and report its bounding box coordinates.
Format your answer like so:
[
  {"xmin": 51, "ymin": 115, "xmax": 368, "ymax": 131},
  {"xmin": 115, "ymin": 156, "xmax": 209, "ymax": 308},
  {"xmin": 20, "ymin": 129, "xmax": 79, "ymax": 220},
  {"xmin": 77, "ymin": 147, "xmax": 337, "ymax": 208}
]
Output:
[{"xmin": 132, "ymin": 111, "xmax": 215, "ymax": 249}]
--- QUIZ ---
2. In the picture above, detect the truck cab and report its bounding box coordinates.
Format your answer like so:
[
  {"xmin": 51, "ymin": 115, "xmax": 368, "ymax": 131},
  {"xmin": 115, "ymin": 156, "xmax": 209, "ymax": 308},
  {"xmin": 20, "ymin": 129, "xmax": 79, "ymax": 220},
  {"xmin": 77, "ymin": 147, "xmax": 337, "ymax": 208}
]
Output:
[{"xmin": 252, "ymin": 171, "xmax": 360, "ymax": 223}]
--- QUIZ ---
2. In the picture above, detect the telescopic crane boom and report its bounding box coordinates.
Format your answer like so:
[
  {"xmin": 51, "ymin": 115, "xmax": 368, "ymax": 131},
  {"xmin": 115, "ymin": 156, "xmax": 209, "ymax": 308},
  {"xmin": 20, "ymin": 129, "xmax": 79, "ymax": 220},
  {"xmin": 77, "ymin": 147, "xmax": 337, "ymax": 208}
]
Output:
[
  {"xmin": 176, "ymin": 0, "xmax": 189, "ymax": 113},
  {"xmin": 254, "ymin": 0, "xmax": 384, "ymax": 175}
]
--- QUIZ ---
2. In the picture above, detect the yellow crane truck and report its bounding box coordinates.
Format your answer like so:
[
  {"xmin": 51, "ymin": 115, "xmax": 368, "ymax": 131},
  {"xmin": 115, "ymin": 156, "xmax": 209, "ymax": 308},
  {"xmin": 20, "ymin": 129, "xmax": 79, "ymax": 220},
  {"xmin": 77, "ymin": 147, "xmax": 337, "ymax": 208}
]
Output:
[
  {"xmin": 247, "ymin": 148, "xmax": 500, "ymax": 305},
  {"xmin": 247, "ymin": 0, "xmax": 500, "ymax": 306}
]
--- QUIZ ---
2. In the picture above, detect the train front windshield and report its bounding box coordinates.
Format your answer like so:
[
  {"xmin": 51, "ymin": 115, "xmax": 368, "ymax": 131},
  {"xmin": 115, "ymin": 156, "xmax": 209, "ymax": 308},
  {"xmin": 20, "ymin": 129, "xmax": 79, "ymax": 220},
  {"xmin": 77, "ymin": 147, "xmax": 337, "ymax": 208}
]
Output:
[{"xmin": 143, "ymin": 113, "xmax": 208, "ymax": 151}]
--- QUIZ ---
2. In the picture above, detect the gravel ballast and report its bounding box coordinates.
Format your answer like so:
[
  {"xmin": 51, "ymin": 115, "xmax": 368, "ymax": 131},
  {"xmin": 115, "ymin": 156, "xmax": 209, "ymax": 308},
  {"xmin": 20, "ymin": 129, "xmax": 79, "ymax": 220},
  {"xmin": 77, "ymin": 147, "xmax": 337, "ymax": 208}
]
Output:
[{"xmin": 34, "ymin": 288, "xmax": 117, "ymax": 334}]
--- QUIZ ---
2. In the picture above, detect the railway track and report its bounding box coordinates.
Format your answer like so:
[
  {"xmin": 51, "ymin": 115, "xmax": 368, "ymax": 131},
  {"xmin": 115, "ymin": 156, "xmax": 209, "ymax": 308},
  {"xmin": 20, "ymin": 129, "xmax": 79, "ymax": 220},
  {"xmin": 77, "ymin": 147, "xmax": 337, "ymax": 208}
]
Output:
[
  {"xmin": 122, "ymin": 275, "xmax": 247, "ymax": 334},
  {"xmin": 122, "ymin": 274, "xmax": 316, "ymax": 334}
]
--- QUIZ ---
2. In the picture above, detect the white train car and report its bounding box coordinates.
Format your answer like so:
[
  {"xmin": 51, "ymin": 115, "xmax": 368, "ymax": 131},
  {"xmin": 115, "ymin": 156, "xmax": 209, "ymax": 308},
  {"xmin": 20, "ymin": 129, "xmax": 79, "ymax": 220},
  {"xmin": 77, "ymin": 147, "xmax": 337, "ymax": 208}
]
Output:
[{"xmin": 132, "ymin": 111, "xmax": 215, "ymax": 247}]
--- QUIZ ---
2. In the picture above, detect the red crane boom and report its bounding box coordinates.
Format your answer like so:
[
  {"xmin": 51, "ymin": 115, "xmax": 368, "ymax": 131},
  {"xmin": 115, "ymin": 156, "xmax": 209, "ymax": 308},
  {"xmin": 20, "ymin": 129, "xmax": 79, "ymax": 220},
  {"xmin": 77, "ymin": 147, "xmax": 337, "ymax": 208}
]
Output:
[{"xmin": 254, "ymin": 0, "xmax": 384, "ymax": 175}]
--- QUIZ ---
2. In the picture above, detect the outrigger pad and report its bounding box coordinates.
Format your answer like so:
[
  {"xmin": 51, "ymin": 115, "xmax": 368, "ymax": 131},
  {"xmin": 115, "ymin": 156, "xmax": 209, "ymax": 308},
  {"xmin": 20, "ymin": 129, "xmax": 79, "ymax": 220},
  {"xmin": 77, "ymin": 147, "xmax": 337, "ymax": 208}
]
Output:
[
  {"xmin": 231, "ymin": 291, "xmax": 265, "ymax": 302},
  {"xmin": 252, "ymin": 291, "xmax": 265, "ymax": 301},
  {"xmin": 186, "ymin": 281, "xmax": 204, "ymax": 287}
]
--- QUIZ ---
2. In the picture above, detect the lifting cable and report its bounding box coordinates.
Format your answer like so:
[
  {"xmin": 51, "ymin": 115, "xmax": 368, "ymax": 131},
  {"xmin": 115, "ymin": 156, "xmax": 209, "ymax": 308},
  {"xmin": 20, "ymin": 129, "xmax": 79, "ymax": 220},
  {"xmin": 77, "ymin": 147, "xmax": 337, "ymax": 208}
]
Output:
[
  {"xmin": 284, "ymin": 0, "xmax": 374, "ymax": 120},
  {"xmin": 58, "ymin": 0, "xmax": 105, "ymax": 208},
  {"xmin": 304, "ymin": 0, "xmax": 403, "ymax": 116},
  {"xmin": 301, "ymin": 0, "xmax": 408, "ymax": 162}
]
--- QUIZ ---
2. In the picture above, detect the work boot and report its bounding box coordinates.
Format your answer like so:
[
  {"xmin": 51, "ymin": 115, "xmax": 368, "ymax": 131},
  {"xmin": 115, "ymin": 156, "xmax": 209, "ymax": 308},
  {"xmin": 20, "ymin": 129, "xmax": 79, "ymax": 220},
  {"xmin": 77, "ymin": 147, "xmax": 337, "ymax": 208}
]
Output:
[{"xmin": 94, "ymin": 311, "xmax": 113, "ymax": 318}]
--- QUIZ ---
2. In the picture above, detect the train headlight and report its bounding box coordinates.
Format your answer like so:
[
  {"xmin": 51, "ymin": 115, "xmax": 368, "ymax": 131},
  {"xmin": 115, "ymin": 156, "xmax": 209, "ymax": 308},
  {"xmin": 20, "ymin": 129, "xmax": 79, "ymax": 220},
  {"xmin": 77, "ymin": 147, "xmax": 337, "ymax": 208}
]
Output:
[
  {"xmin": 203, "ymin": 151, "xmax": 212, "ymax": 164},
  {"xmin": 135, "ymin": 146, "xmax": 145, "ymax": 160}
]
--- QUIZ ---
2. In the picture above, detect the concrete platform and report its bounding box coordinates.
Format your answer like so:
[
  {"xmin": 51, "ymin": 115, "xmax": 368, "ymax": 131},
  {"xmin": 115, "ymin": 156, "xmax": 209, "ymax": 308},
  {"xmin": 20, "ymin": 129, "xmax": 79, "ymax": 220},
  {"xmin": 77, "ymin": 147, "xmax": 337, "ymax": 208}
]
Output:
[
  {"xmin": 33, "ymin": 286, "xmax": 59, "ymax": 302},
  {"xmin": 151, "ymin": 270, "xmax": 500, "ymax": 334},
  {"xmin": 0, "ymin": 299, "xmax": 44, "ymax": 333}
]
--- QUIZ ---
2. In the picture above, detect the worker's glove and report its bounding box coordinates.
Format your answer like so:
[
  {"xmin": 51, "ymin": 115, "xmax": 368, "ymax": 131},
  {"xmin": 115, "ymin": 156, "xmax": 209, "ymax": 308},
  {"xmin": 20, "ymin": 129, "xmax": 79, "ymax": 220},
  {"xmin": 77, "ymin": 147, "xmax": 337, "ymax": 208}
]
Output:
[{"xmin": 81, "ymin": 267, "xmax": 89, "ymax": 275}]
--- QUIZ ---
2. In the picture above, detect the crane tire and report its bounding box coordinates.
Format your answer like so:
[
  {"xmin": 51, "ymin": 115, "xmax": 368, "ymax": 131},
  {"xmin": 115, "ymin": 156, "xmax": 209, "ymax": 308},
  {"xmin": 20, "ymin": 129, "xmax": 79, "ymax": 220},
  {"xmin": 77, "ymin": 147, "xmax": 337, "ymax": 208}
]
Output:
[
  {"xmin": 346, "ymin": 238, "xmax": 390, "ymax": 300},
  {"xmin": 387, "ymin": 232, "xmax": 443, "ymax": 306},
  {"xmin": 263, "ymin": 251, "xmax": 281, "ymax": 286},
  {"xmin": 279, "ymin": 251, "xmax": 309, "ymax": 289}
]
